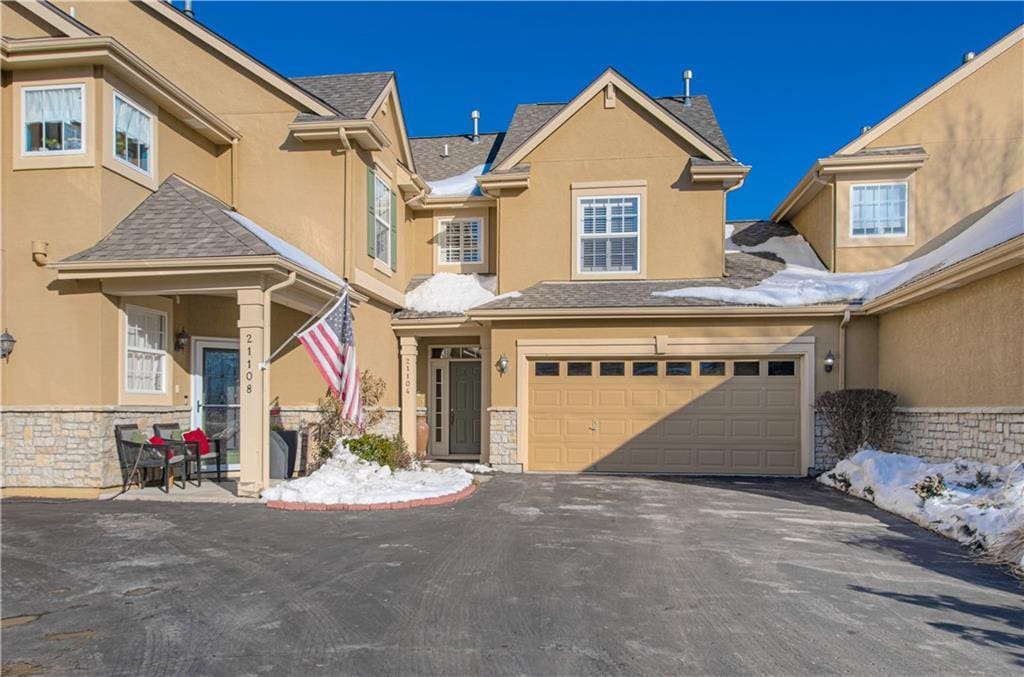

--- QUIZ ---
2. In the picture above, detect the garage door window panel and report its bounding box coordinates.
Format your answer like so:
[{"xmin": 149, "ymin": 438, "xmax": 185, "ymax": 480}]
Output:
[
  {"xmin": 768, "ymin": 360, "xmax": 796, "ymax": 376},
  {"xmin": 632, "ymin": 361, "xmax": 658, "ymax": 376},
  {"xmin": 535, "ymin": 362, "xmax": 560, "ymax": 376},
  {"xmin": 700, "ymin": 361, "xmax": 726, "ymax": 376},
  {"xmin": 567, "ymin": 362, "xmax": 593, "ymax": 376},
  {"xmin": 666, "ymin": 361, "xmax": 692, "ymax": 376},
  {"xmin": 734, "ymin": 361, "xmax": 760, "ymax": 376},
  {"xmin": 600, "ymin": 362, "xmax": 625, "ymax": 376}
]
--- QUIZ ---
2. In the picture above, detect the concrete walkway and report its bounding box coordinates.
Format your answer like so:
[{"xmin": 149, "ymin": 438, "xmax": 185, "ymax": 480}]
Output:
[{"xmin": 2, "ymin": 475, "xmax": 1021, "ymax": 675}]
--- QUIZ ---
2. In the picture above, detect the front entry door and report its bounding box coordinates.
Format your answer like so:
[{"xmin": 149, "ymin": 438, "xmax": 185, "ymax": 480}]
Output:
[
  {"xmin": 449, "ymin": 361, "xmax": 481, "ymax": 454},
  {"xmin": 192, "ymin": 339, "xmax": 241, "ymax": 469}
]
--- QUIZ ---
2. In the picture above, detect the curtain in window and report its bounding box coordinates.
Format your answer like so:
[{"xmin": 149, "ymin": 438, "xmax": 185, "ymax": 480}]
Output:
[
  {"xmin": 115, "ymin": 97, "xmax": 151, "ymax": 147},
  {"xmin": 24, "ymin": 87, "xmax": 82, "ymax": 126}
]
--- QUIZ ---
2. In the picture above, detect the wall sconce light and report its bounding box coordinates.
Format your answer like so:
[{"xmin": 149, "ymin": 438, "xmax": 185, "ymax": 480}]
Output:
[
  {"xmin": 823, "ymin": 349, "xmax": 835, "ymax": 373},
  {"xmin": 496, "ymin": 353, "xmax": 509, "ymax": 374},
  {"xmin": 174, "ymin": 328, "xmax": 190, "ymax": 352},
  {"xmin": 0, "ymin": 329, "xmax": 15, "ymax": 360}
]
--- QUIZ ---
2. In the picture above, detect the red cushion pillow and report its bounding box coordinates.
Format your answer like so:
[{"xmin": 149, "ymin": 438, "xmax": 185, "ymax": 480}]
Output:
[
  {"xmin": 183, "ymin": 428, "xmax": 210, "ymax": 455},
  {"xmin": 149, "ymin": 436, "xmax": 173, "ymax": 459}
]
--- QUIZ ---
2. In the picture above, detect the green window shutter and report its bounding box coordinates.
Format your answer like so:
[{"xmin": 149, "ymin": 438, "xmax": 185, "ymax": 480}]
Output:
[
  {"xmin": 366, "ymin": 167, "xmax": 376, "ymax": 258},
  {"xmin": 389, "ymin": 190, "xmax": 398, "ymax": 271}
]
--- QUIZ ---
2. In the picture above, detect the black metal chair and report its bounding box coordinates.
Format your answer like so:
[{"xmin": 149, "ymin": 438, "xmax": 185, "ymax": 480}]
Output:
[
  {"xmin": 114, "ymin": 424, "xmax": 185, "ymax": 493},
  {"xmin": 153, "ymin": 423, "xmax": 224, "ymax": 485}
]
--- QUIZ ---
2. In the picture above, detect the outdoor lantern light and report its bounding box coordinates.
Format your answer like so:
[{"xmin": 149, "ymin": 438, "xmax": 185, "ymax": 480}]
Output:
[
  {"xmin": 0, "ymin": 329, "xmax": 15, "ymax": 360},
  {"xmin": 824, "ymin": 349, "xmax": 836, "ymax": 373},
  {"xmin": 174, "ymin": 328, "xmax": 190, "ymax": 352},
  {"xmin": 496, "ymin": 353, "xmax": 509, "ymax": 374}
]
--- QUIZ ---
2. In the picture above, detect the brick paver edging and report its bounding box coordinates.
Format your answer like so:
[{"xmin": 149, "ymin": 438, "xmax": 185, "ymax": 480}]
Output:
[{"xmin": 264, "ymin": 482, "xmax": 477, "ymax": 512}]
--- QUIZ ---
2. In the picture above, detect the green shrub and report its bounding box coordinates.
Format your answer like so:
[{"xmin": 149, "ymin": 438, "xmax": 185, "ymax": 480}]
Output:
[
  {"xmin": 815, "ymin": 389, "xmax": 898, "ymax": 459},
  {"xmin": 912, "ymin": 474, "xmax": 947, "ymax": 501},
  {"xmin": 346, "ymin": 433, "xmax": 412, "ymax": 471}
]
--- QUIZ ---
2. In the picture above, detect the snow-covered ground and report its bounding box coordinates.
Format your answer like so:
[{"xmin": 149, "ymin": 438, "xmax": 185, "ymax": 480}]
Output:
[
  {"xmin": 459, "ymin": 463, "xmax": 495, "ymax": 474},
  {"xmin": 656, "ymin": 189, "xmax": 1023, "ymax": 306},
  {"xmin": 404, "ymin": 272, "xmax": 521, "ymax": 313},
  {"xmin": 426, "ymin": 163, "xmax": 488, "ymax": 197},
  {"xmin": 262, "ymin": 444, "xmax": 473, "ymax": 505},
  {"xmin": 818, "ymin": 449, "xmax": 1024, "ymax": 557}
]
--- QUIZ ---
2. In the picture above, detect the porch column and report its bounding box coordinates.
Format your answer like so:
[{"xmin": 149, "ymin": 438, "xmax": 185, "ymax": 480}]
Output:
[
  {"xmin": 479, "ymin": 331, "xmax": 492, "ymax": 464},
  {"xmin": 237, "ymin": 287, "xmax": 267, "ymax": 497},
  {"xmin": 399, "ymin": 336, "xmax": 418, "ymax": 453}
]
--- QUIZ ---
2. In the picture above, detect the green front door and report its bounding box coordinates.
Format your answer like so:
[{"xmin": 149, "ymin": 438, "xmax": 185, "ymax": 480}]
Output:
[{"xmin": 449, "ymin": 361, "xmax": 481, "ymax": 454}]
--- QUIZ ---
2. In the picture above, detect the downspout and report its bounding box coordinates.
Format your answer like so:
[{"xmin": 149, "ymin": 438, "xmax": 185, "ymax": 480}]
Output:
[
  {"xmin": 838, "ymin": 308, "xmax": 851, "ymax": 390},
  {"xmin": 260, "ymin": 271, "xmax": 297, "ymax": 487},
  {"xmin": 230, "ymin": 139, "xmax": 239, "ymax": 209}
]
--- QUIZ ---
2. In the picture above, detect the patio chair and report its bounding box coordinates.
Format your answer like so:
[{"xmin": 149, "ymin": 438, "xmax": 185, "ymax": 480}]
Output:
[
  {"xmin": 114, "ymin": 424, "xmax": 185, "ymax": 493},
  {"xmin": 153, "ymin": 423, "xmax": 224, "ymax": 485}
]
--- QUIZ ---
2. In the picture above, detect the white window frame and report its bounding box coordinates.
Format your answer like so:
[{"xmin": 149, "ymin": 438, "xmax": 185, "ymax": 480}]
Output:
[
  {"xmin": 575, "ymin": 194, "xmax": 642, "ymax": 275},
  {"xmin": 849, "ymin": 181, "xmax": 908, "ymax": 238},
  {"xmin": 112, "ymin": 90, "xmax": 154, "ymax": 177},
  {"xmin": 437, "ymin": 217, "xmax": 484, "ymax": 265},
  {"xmin": 21, "ymin": 83, "xmax": 87, "ymax": 157},
  {"xmin": 124, "ymin": 305, "xmax": 167, "ymax": 395},
  {"xmin": 373, "ymin": 172, "xmax": 392, "ymax": 267}
]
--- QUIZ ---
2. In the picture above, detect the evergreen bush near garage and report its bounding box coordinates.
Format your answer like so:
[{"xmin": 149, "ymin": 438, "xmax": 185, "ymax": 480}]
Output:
[
  {"xmin": 346, "ymin": 433, "xmax": 413, "ymax": 471},
  {"xmin": 815, "ymin": 389, "xmax": 898, "ymax": 458}
]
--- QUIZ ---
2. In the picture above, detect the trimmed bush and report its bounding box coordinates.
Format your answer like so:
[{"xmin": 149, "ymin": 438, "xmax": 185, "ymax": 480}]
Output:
[
  {"xmin": 312, "ymin": 370, "xmax": 387, "ymax": 465},
  {"xmin": 815, "ymin": 389, "xmax": 897, "ymax": 459},
  {"xmin": 347, "ymin": 433, "xmax": 412, "ymax": 471}
]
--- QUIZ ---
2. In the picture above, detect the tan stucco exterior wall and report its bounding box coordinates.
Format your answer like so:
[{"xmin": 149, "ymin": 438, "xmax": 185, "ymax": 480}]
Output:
[
  {"xmin": 496, "ymin": 93, "xmax": 726, "ymax": 293},
  {"xmin": 877, "ymin": 265, "xmax": 1024, "ymax": 407},
  {"xmin": 1, "ymin": 2, "xmax": 66, "ymax": 38},
  {"xmin": 789, "ymin": 41, "xmax": 1024, "ymax": 273},
  {"xmin": 789, "ymin": 183, "xmax": 833, "ymax": 270}
]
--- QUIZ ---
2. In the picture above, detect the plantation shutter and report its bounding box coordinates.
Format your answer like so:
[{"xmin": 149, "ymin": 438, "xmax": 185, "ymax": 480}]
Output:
[
  {"xmin": 366, "ymin": 167, "xmax": 375, "ymax": 257},
  {"xmin": 390, "ymin": 190, "xmax": 398, "ymax": 271}
]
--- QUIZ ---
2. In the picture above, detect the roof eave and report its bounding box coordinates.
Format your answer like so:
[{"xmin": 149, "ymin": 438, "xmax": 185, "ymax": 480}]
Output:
[
  {"xmin": 1, "ymin": 36, "xmax": 240, "ymax": 144},
  {"xmin": 466, "ymin": 303, "xmax": 856, "ymax": 321},
  {"xmin": 288, "ymin": 118, "xmax": 390, "ymax": 150}
]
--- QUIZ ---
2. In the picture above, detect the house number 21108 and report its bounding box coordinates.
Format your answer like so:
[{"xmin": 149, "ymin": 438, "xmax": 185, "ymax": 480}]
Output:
[{"xmin": 244, "ymin": 332, "xmax": 255, "ymax": 394}]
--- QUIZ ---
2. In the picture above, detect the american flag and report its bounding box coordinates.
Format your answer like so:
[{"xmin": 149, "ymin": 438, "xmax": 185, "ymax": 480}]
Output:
[{"xmin": 298, "ymin": 292, "xmax": 364, "ymax": 429}]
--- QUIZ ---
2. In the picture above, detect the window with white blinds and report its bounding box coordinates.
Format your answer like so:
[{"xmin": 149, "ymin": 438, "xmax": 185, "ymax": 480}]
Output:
[
  {"xmin": 374, "ymin": 173, "xmax": 392, "ymax": 265},
  {"xmin": 23, "ymin": 84, "xmax": 85, "ymax": 154},
  {"xmin": 851, "ymin": 182, "xmax": 908, "ymax": 236},
  {"xmin": 439, "ymin": 218, "xmax": 482, "ymax": 264},
  {"xmin": 578, "ymin": 195, "xmax": 640, "ymax": 273},
  {"xmin": 125, "ymin": 307, "xmax": 167, "ymax": 394}
]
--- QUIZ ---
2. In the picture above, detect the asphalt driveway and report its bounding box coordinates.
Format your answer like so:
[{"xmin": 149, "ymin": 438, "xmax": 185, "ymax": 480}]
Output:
[{"xmin": 2, "ymin": 475, "xmax": 1021, "ymax": 675}]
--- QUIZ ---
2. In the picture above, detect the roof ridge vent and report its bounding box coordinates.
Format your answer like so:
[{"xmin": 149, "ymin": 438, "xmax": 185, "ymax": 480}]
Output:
[{"xmin": 962, "ymin": 51, "xmax": 976, "ymax": 64}]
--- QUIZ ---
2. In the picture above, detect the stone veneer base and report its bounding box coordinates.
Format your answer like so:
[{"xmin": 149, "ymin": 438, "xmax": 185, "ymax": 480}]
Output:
[{"xmin": 264, "ymin": 482, "xmax": 477, "ymax": 511}]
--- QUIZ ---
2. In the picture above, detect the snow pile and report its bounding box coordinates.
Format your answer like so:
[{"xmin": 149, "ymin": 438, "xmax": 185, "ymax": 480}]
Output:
[
  {"xmin": 405, "ymin": 273, "xmax": 520, "ymax": 313},
  {"xmin": 819, "ymin": 449, "xmax": 1024, "ymax": 553},
  {"xmin": 262, "ymin": 443, "xmax": 472, "ymax": 505},
  {"xmin": 656, "ymin": 190, "xmax": 1023, "ymax": 306},
  {"xmin": 460, "ymin": 463, "xmax": 495, "ymax": 474},
  {"xmin": 426, "ymin": 163, "xmax": 488, "ymax": 197}
]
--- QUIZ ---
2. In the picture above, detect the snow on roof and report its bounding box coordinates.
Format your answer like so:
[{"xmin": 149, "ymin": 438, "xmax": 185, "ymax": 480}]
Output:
[
  {"xmin": 404, "ymin": 273, "xmax": 522, "ymax": 314},
  {"xmin": 425, "ymin": 163, "xmax": 488, "ymax": 197},
  {"xmin": 657, "ymin": 190, "xmax": 1023, "ymax": 307},
  {"xmin": 726, "ymin": 229, "xmax": 825, "ymax": 271},
  {"xmin": 223, "ymin": 210, "xmax": 343, "ymax": 285}
]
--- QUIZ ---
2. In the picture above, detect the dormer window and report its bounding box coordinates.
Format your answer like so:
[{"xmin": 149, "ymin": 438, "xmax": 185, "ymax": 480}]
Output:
[
  {"xmin": 578, "ymin": 195, "xmax": 640, "ymax": 273},
  {"xmin": 23, "ymin": 84, "xmax": 85, "ymax": 154},
  {"xmin": 113, "ymin": 92, "xmax": 153, "ymax": 174},
  {"xmin": 851, "ymin": 182, "xmax": 908, "ymax": 237}
]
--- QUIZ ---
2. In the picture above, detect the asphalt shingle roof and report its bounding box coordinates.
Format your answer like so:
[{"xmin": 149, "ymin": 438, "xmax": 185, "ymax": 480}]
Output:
[
  {"xmin": 409, "ymin": 133, "xmax": 505, "ymax": 182},
  {"xmin": 470, "ymin": 252, "xmax": 787, "ymax": 312},
  {"xmin": 64, "ymin": 175, "xmax": 276, "ymax": 262},
  {"xmin": 291, "ymin": 72, "xmax": 393, "ymax": 119},
  {"xmin": 489, "ymin": 103, "xmax": 564, "ymax": 168}
]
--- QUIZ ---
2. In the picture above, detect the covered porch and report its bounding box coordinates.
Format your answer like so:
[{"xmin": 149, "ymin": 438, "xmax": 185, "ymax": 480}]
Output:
[{"xmin": 52, "ymin": 176, "xmax": 350, "ymax": 497}]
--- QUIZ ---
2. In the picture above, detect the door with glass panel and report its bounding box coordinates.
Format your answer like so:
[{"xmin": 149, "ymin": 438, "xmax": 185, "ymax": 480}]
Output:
[{"xmin": 192, "ymin": 339, "xmax": 240, "ymax": 470}]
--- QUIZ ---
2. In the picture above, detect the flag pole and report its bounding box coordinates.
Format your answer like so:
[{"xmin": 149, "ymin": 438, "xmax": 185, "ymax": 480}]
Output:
[{"xmin": 259, "ymin": 279, "xmax": 349, "ymax": 371}]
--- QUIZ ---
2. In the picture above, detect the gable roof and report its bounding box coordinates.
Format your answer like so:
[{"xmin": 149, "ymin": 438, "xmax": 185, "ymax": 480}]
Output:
[
  {"xmin": 410, "ymin": 132, "xmax": 504, "ymax": 182},
  {"xmin": 5, "ymin": 0, "xmax": 96, "ymax": 37},
  {"xmin": 489, "ymin": 103, "xmax": 564, "ymax": 168},
  {"xmin": 292, "ymin": 71, "xmax": 394, "ymax": 119},
  {"xmin": 62, "ymin": 175, "xmax": 340, "ymax": 284},
  {"xmin": 836, "ymin": 24, "xmax": 1023, "ymax": 155},
  {"xmin": 491, "ymin": 68, "xmax": 734, "ymax": 171}
]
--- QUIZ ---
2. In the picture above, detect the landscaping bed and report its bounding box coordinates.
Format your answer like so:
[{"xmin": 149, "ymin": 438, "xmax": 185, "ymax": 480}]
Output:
[{"xmin": 819, "ymin": 449, "xmax": 1023, "ymax": 569}]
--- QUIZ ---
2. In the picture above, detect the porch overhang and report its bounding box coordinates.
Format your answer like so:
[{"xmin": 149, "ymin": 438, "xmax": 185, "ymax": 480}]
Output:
[{"xmin": 50, "ymin": 255, "xmax": 358, "ymax": 314}]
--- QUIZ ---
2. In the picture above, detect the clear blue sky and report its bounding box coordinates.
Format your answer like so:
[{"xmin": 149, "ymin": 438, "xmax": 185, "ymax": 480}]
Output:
[{"xmin": 189, "ymin": 1, "xmax": 1022, "ymax": 220}]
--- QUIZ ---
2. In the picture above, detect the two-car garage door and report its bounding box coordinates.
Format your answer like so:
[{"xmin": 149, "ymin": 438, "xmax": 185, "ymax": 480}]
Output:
[{"xmin": 528, "ymin": 357, "xmax": 802, "ymax": 475}]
